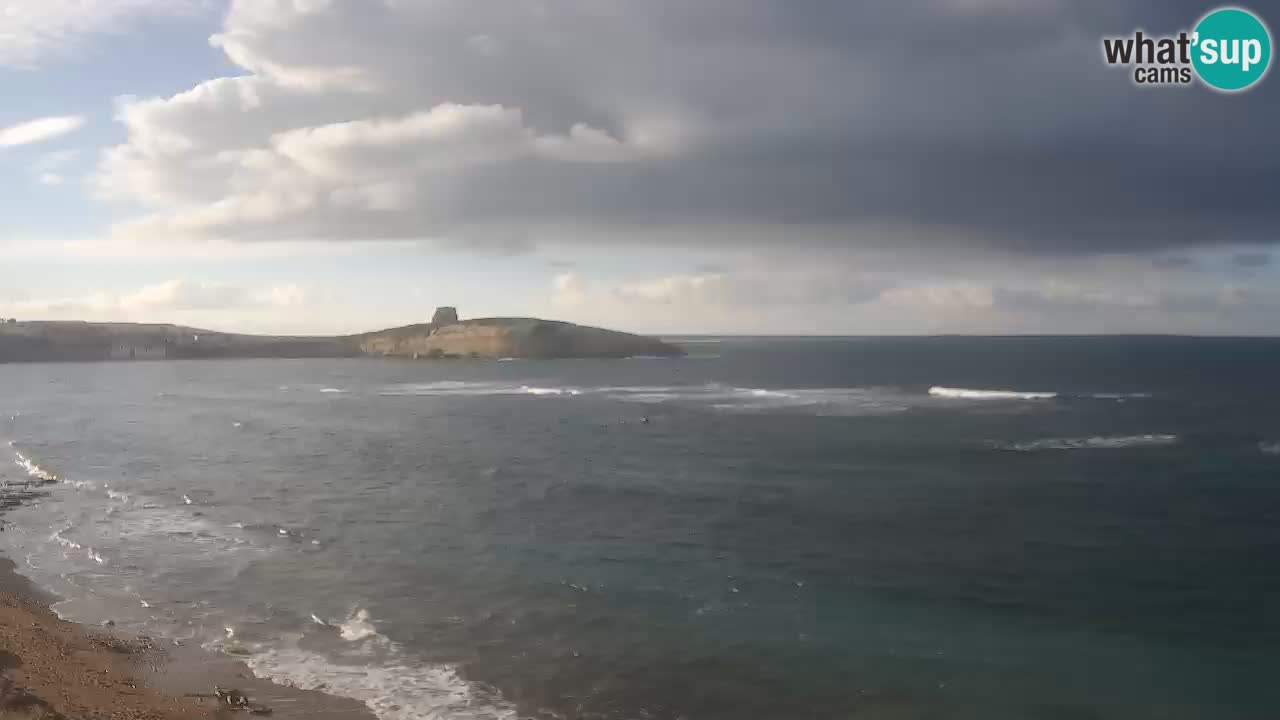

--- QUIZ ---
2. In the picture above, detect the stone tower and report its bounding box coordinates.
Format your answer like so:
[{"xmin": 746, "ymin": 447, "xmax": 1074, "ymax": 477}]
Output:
[{"xmin": 431, "ymin": 306, "xmax": 459, "ymax": 325}]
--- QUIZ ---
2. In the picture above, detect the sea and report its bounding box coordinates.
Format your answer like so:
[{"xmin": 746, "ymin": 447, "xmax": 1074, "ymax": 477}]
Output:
[{"xmin": 1, "ymin": 336, "xmax": 1278, "ymax": 720}]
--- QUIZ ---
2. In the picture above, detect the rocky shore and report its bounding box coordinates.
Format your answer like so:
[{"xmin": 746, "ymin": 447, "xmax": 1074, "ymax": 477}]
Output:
[
  {"xmin": 0, "ymin": 472, "xmax": 375, "ymax": 720},
  {"xmin": 0, "ymin": 556, "xmax": 378, "ymax": 720},
  {"xmin": 0, "ymin": 562, "xmax": 209, "ymax": 720}
]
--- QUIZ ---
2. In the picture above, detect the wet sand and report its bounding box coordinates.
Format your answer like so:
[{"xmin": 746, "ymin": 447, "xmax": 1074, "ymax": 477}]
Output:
[{"xmin": 0, "ymin": 556, "xmax": 376, "ymax": 720}]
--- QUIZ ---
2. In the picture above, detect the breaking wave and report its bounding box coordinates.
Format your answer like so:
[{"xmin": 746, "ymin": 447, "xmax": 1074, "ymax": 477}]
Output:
[
  {"xmin": 12, "ymin": 449, "xmax": 57, "ymax": 483},
  {"xmin": 1261, "ymin": 441, "xmax": 1280, "ymax": 455},
  {"xmin": 998, "ymin": 434, "xmax": 1179, "ymax": 452},
  {"xmin": 379, "ymin": 381, "xmax": 581, "ymax": 397},
  {"xmin": 242, "ymin": 642, "xmax": 516, "ymax": 720},
  {"xmin": 228, "ymin": 609, "xmax": 515, "ymax": 720},
  {"xmin": 337, "ymin": 607, "xmax": 389, "ymax": 644},
  {"xmin": 929, "ymin": 386, "xmax": 1058, "ymax": 400},
  {"xmin": 378, "ymin": 382, "xmax": 909, "ymax": 415}
]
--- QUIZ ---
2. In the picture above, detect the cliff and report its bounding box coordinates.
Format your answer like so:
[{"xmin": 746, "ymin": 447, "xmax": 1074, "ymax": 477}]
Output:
[
  {"xmin": 0, "ymin": 312, "xmax": 682, "ymax": 363},
  {"xmin": 0, "ymin": 321, "xmax": 358, "ymax": 363},
  {"xmin": 357, "ymin": 317, "xmax": 683, "ymax": 359}
]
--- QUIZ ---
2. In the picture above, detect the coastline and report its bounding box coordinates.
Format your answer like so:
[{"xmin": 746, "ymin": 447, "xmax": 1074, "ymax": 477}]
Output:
[{"xmin": 0, "ymin": 556, "xmax": 377, "ymax": 720}]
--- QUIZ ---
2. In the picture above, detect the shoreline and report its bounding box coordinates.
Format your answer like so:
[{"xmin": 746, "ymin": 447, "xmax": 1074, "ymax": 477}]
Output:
[{"xmin": 0, "ymin": 555, "xmax": 377, "ymax": 720}]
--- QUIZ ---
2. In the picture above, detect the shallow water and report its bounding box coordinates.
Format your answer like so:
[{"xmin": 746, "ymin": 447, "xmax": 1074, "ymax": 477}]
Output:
[{"xmin": 2, "ymin": 337, "xmax": 1279, "ymax": 719}]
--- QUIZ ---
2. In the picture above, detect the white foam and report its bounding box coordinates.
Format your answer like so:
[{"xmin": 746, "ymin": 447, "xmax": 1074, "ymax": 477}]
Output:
[
  {"xmin": 111, "ymin": 505, "xmax": 268, "ymax": 557},
  {"xmin": 601, "ymin": 384, "xmax": 910, "ymax": 416},
  {"xmin": 320, "ymin": 388, "xmax": 347, "ymax": 394},
  {"xmin": 379, "ymin": 381, "xmax": 581, "ymax": 397},
  {"xmin": 338, "ymin": 607, "xmax": 387, "ymax": 644},
  {"xmin": 51, "ymin": 527, "xmax": 82, "ymax": 551},
  {"xmin": 929, "ymin": 386, "xmax": 1057, "ymax": 400},
  {"xmin": 1000, "ymin": 434, "xmax": 1178, "ymax": 452},
  {"xmin": 744, "ymin": 388, "xmax": 793, "ymax": 399},
  {"xmin": 241, "ymin": 639, "xmax": 517, "ymax": 720},
  {"xmin": 13, "ymin": 451, "xmax": 56, "ymax": 482},
  {"xmin": 520, "ymin": 385, "xmax": 581, "ymax": 396},
  {"xmin": 379, "ymin": 381, "xmax": 902, "ymax": 415},
  {"xmin": 1260, "ymin": 441, "xmax": 1280, "ymax": 455}
]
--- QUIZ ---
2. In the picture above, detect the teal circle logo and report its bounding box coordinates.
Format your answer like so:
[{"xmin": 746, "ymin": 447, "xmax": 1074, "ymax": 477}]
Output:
[{"xmin": 1192, "ymin": 7, "xmax": 1272, "ymax": 91}]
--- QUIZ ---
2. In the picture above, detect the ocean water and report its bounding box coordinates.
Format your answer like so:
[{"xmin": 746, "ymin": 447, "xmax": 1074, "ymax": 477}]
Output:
[{"xmin": 1, "ymin": 336, "xmax": 1278, "ymax": 720}]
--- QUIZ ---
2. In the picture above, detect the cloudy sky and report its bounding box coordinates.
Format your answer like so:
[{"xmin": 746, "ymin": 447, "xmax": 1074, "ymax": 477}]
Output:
[{"xmin": 1, "ymin": 0, "xmax": 1277, "ymax": 335}]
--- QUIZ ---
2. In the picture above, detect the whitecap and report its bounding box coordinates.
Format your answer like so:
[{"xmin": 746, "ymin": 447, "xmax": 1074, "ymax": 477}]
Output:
[
  {"xmin": 743, "ymin": 388, "xmax": 794, "ymax": 399},
  {"xmin": 51, "ymin": 528, "xmax": 82, "ymax": 551},
  {"xmin": 520, "ymin": 385, "xmax": 581, "ymax": 396},
  {"xmin": 13, "ymin": 451, "xmax": 56, "ymax": 482},
  {"xmin": 999, "ymin": 434, "xmax": 1178, "ymax": 451},
  {"xmin": 338, "ymin": 608, "xmax": 387, "ymax": 644},
  {"xmin": 1260, "ymin": 441, "xmax": 1280, "ymax": 455},
  {"xmin": 929, "ymin": 386, "xmax": 1057, "ymax": 400},
  {"xmin": 319, "ymin": 388, "xmax": 347, "ymax": 394},
  {"xmin": 379, "ymin": 381, "xmax": 581, "ymax": 397}
]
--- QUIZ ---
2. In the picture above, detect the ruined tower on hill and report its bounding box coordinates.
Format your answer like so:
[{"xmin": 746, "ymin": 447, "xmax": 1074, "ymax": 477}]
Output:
[{"xmin": 431, "ymin": 306, "xmax": 459, "ymax": 325}]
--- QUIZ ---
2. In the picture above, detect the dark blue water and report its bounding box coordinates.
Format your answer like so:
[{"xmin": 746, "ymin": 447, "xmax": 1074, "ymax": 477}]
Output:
[{"xmin": 2, "ymin": 337, "xmax": 1279, "ymax": 719}]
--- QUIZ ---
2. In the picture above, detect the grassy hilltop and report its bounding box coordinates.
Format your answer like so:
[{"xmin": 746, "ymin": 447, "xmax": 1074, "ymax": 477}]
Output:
[{"xmin": 0, "ymin": 310, "xmax": 681, "ymax": 363}]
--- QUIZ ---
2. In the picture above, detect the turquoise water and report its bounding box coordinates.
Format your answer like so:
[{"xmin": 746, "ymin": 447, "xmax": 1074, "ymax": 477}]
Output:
[{"xmin": 1, "ymin": 337, "xmax": 1278, "ymax": 719}]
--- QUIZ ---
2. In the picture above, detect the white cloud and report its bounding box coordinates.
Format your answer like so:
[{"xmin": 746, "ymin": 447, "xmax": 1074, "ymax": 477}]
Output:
[
  {"xmin": 1, "ymin": 280, "xmax": 308, "ymax": 317},
  {"xmin": 541, "ymin": 256, "xmax": 1280, "ymax": 334},
  {"xmin": 879, "ymin": 283, "xmax": 996, "ymax": 311},
  {"xmin": 551, "ymin": 273, "xmax": 589, "ymax": 308},
  {"xmin": 262, "ymin": 284, "xmax": 307, "ymax": 308},
  {"xmin": 614, "ymin": 273, "xmax": 728, "ymax": 305},
  {"xmin": 99, "ymin": 98, "xmax": 640, "ymax": 242},
  {"xmin": 0, "ymin": 116, "xmax": 85, "ymax": 147},
  {"xmin": 0, "ymin": 0, "xmax": 203, "ymax": 68}
]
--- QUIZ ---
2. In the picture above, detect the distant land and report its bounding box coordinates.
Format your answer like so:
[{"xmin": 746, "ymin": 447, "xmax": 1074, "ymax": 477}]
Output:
[{"xmin": 0, "ymin": 307, "xmax": 684, "ymax": 363}]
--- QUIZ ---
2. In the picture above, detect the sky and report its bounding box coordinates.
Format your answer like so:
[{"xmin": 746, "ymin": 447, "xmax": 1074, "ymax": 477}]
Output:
[{"xmin": 1, "ymin": 0, "xmax": 1277, "ymax": 336}]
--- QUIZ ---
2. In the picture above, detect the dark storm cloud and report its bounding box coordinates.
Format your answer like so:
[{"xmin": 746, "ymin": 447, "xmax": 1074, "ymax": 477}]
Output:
[
  {"xmin": 111, "ymin": 0, "xmax": 1280, "ymax": 256},
  {"xmin": 1152, "ymin": 255, "xmax": 1198, "ymax": 269},
  {"xmin": 1233, "ymin": 252, "xmax": 1272, "ymax": 268}
]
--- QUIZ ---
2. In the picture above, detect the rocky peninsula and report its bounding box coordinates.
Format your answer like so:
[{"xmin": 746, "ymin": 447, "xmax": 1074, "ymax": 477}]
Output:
[{"xmin": 0, "ymin": 308, "xmax": 683, "ymax": 363}]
